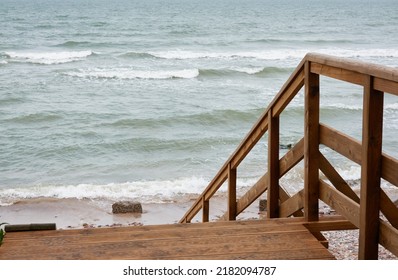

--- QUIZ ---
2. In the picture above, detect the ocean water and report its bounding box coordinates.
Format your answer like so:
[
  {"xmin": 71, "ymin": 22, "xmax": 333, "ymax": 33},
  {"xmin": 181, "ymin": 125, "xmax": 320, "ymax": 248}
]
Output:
[{"xmin": 1, "ymin": 0, "xmax": 398, "ymax": 206}]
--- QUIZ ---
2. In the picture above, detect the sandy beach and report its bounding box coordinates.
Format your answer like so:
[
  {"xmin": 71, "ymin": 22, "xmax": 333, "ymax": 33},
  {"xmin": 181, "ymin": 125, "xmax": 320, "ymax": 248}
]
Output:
[{"xmin": 0, "ymin": 195, "xmax": 263, "ymax": 229}]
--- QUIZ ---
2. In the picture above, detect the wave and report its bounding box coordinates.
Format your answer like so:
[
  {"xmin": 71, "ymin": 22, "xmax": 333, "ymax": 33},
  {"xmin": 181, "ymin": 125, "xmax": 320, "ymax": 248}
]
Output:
[
  {"xmin": 323, "ymin": 103, "xmax": 398, "ymax": 111},
  {"xmin": 0, "ymin": 177, "xmax": 209, "ymax": 205},
  {"xmin": 5, "ymin": 50, "xmax": 94, "ymax": 65},
  {"xmin": 64, "ymin": 68, "xmax": 199, "ymax": 80},
  {"xmin": 199, "ymin": 66, "xmax": 292, "ymax": 77},
  {"xmin": 118, "ymin": 48, "xmax": 398, "ymax": 63},
  {"xmin": 147, "ymin": 50, "xmax": 307, "ymax": 60},
  {"xmin": 246, "ymin": 38, "xmax": 354, "ymax": 44},
  {"xmin": 54, "ymin": 41, "xmax": 92, "ymax": 48},
  {"xmin": 109, "ymin": 108, "xmax": 262, "ymax": 130},
  {"xmin": 0, "ymin": 176, "xmax": 273, "ymax": 206},
  {"xmin": 64, "ymin": 65, "xmax": 291, "ymax": 81},
  {"xmin": 120, "ymin": 51, "xmax": 158, "ymax": 59},
  {"xmin": 385, "ymin": 103, "xmax": 398, "ymax": 111},
  {"xmin": 7, "ymin": 112, "xmax": 63, "ymax": 124}
]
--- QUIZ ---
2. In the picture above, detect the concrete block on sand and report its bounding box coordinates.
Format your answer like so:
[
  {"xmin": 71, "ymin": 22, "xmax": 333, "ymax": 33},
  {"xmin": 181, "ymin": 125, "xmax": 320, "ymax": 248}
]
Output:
[{"xmin": 112, "ymin": 201, "xmax": 143, "ymax": 214}]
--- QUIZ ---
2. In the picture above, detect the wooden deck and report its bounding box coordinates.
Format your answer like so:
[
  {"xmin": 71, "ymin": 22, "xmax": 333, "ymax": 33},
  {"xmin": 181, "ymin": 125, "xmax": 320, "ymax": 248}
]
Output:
[{"xmin": 0, "ymin": 219, "xmax": 335, "ymax": 260}]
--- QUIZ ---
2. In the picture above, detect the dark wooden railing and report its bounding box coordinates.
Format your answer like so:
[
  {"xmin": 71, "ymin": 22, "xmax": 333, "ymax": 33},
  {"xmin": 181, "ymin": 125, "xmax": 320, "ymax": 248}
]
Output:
[{"xmin": 180, "ymin": 53, "xmax": 398, "ymax": 260}]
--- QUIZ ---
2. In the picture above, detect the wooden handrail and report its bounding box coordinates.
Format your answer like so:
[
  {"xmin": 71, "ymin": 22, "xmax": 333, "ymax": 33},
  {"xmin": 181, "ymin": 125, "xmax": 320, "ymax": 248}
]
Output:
[
  {"xmin": 179, "ymin": 53, "xmax": 398, "ymax": 259},
  {"xmin": 179, "ymin": 57, "xmax": 306, "ymax": 223}
]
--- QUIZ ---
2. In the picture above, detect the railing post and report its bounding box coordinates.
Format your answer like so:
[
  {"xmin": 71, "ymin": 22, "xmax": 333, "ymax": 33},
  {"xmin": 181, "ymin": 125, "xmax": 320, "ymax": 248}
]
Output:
[
  {"xmin": 267, "ymin": 110, "xmax": 280, "ymax": 218},
  {"xmin": 359, "ymin": 75, "xmax": 384, "ymax": 260},
  {"xmin": 304, "ymin": 61, "xmax": 320, "ymax": 222},
  {"xmin": 202, "ymin": 196, "xmax": 209, "ymax": 222},
  {"xmin": 228, "ymin": 163, "xmax": 237, "ymax": 220}
]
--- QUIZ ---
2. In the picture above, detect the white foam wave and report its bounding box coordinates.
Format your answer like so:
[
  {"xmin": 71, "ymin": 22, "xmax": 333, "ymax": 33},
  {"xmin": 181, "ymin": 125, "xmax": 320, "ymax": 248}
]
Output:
[
  {"xmin": 323, "ymin": 103, "xmax": 362, "ymax": 111},
  {"xmin": 335, "ymin": 166, "xmax": 362, "ymax": 182},
  {"xmin": 148, "ymin": 48, "xmax": 398, "ymax": 63},
  {"xmin": 5, "ymin": 50, "xmax": 93, "ymax": 64},
  {"xmin": 66, "ymin": 68, "xmax": 199, "ymax": 80},
  {"xmin": 0, "ymin": 177, "xmax": 209, "ymax": 204},
  {"xmin": 0, "ymin": 60, "xmax": 7, "ymax": 64},
  {"xmin": 386, "ymin": 103, "xmax": 398, "ymax": 110},
  {"xmin": 149, "ymin": 49, "xmax": 308, "ymax": 60},
  {"xmin": 232, "ymin": 67, "xmax": 265, "ymax": 75},
  {"xmin": 323, "ymin": 102, "xmax": 398, "ymax": 111}
]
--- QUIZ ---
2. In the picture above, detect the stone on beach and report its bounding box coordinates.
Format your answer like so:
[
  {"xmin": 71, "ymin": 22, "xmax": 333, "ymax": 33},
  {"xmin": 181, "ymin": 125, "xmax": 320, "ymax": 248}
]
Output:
[
  {"xmin": 259, "ymin": 199, "xmax": 267, "ymax": 212},
  {"xmin": 112, "ymin": 201, "xmax": 143, "ymax": 214}
]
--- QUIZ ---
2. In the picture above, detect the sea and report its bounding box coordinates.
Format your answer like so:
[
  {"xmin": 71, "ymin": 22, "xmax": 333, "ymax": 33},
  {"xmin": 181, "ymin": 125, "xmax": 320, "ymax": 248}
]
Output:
[{"xmin": 1, "ymin": 0, "xmax": 398, "ymax": 207}]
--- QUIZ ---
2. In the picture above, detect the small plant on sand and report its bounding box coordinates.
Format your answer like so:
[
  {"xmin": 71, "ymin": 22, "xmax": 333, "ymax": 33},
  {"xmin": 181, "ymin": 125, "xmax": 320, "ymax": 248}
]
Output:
[{"xmin": 0, "ymin": 223, "xmax": 7, "ymax": 246}]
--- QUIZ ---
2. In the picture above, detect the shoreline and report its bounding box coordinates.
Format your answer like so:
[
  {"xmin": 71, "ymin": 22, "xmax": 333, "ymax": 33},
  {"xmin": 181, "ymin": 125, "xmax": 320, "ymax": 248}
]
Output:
[{"xmin": 0, "ymin": 196, "xmax": 263, "ymax": 229}]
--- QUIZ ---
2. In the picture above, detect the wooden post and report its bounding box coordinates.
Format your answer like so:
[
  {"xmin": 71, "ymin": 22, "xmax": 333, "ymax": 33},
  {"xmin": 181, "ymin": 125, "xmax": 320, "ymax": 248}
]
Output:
[
  {"xmin": 202, "ymin": 196, "xmax": 209, "ymax": 223},
  {"xmin": 267, "ymin": 111, "xmax": 280, "ymax": 218},
  {"xmin": 228, "ymin": 163, "xmax": 237, "ymax": 220},
  {"xmin": 359, "ymin": 75, "xmax": 384, "ymax": 260},
  {"xmin": 304, "ymin": 61, "xmax": 320, "ymax": 222}
]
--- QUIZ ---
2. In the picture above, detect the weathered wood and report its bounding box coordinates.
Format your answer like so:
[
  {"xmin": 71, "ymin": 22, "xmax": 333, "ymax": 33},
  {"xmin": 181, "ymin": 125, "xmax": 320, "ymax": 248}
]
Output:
[
  {"xmin": 304, "ymin": 61, "xmax": 320, "ymax": 221},
  {"xmin": 303, "ymin": 220, "xmax": 357, "ymax": 232},
  {"xmin": 272, "ymin": 68, "xmax": 305, "ymax": 117},
  {"xmin": 228, "ymin": 163, "xmax": 237, "ymax": 221},
  {"xmin": 4, "ymin": 223, "xmax": 56, "ymax": 232},
  {"xmin": 0, "ymin": 220, "xmax": 335, "ymax": 260},
  {"xmin": 382, "ymin": 154, "xmax": 398, "ymax": 187},
  {"xmin": 267, "ymin": 111, "xmax": 280, "ymax": 218},
  {"xmin": 319, "ymin": 153, "xmax": 360, "ymax": 203},
  {"xmin": 379, "ymin": 220, "xmax": 398, "ymax": 257},
  {"xmin": 374, "ymin": 77, "xmax": 398, "ymax": 96},
  {"xmin": 221, "ymin": 139, "xmax": 305, "ymax": 220},
  {"xmin": 380, "ymin": 190, "xmax": 398, "ymax": 229},
  {"xmin": 279, "ymin": 190, "xmax": 304, "ymax": 218},
  {"xmin": 278, "ymin": 185, "xmax": 304, "ymax": 217},
  {"xmin": 230, "ymin": 113, "xmax": 269, "ymax": 169},
  {"xmin": 320, "ymin": 123, "xmax": 398, "ymax": 187},
  {"xmin": 202, "ymin": 197, "xmax": 209, "ymax": 222},
  {"xmin": 319, "ymin": 123, "xmax": 362, "ymax": 164},
  {"xmin": 306, "ymin": 53, "xmax": 398, "ymax": 85},
  {"xmin": 359, "ymin": 76, "xmax": 384, "ymax": 260},
  {"xmin": 310, "ymin": 62, "xmax": 366, "ymax": 86},
  {"xmin": 180, "ymin": 167, "xmax": 228, "ymax": 223},
  {"xmin": 234, "ymin": 175, "xmax": 268, "ymax": 218},
  {"xmin": 279, "ymin": 138, "xmax": 305, "ymax": 176},
  {"xmin": 319, "ymin": 180, "xmax": 360, "ymax": 228}
]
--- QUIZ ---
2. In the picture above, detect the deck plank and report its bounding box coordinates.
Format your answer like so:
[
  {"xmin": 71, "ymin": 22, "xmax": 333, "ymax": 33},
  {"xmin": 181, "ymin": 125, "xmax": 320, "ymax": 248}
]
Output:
[{"xmin": 0, "ymin": 219, "xmax": 335, "ymax": 260}]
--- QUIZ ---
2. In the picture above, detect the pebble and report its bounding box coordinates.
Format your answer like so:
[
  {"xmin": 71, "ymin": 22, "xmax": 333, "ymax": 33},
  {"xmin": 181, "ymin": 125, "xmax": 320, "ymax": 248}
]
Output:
[{"xmin": 323, "ymin": 230, "xmax": 397, "ymax": 260}]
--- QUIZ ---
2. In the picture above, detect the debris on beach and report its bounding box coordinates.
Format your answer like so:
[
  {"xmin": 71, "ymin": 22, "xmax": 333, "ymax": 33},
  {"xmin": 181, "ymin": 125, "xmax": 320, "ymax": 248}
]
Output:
[{"xmin": 112, "ymin": 201, "xmax": 143, "ymax": 214}]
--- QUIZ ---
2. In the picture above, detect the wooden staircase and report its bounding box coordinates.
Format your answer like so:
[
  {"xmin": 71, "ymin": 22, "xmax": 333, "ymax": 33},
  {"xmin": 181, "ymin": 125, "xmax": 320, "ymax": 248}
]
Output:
[{"xmin": 180, "ymin": 53, "xmax": 398, "ymax": 260}]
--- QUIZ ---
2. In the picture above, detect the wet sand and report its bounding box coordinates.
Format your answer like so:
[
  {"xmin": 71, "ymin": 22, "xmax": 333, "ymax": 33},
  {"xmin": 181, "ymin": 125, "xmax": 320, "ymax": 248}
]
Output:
[
  {"xmin": 0, "ymin": 196, "xmax": 263, "ymax": 229},
  {"xmin": 1, "ymin": 187, "xmax": 397, "ymax": 230}
]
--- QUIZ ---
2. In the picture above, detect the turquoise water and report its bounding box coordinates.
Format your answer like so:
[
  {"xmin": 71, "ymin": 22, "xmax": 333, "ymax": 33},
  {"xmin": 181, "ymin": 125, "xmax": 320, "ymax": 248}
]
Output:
[{"xmin": 1, "ymin": 0, "xmax": 397, "ymax": 204}]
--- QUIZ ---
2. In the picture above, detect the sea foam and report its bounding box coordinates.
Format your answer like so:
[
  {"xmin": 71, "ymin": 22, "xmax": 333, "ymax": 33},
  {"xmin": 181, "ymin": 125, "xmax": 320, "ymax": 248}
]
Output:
[
  {"xmin": 0, "ymin": 177, "xmax": 209, "ymax": 205},
  {"xmin": 65, "ymin": 68, "xmax": 199, "ymax": 80},
  {"xmin": 5, "ymin": 50, "xmax": 93, "ymax": 64}
]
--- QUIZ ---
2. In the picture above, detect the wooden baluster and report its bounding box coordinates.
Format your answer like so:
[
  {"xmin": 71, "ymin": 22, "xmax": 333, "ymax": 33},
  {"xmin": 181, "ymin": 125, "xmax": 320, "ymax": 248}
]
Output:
[
  {"xmin": 304, "ymin": 61, "xmax": 320, "ymax": 222},
  {"xmin": 267, "ymin": 110, "xmax": 280, "ymax": 218},
  {"xmin": 359, "ymin": 75, "xmax": 384, "ymax": 260},
  {"xmin": 202, "ymin": 196, "xmax": 209, "ymax": 223},
  {"xmin": 228, "ymin": 163, "xmax": 237, "ymax": 220}
]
